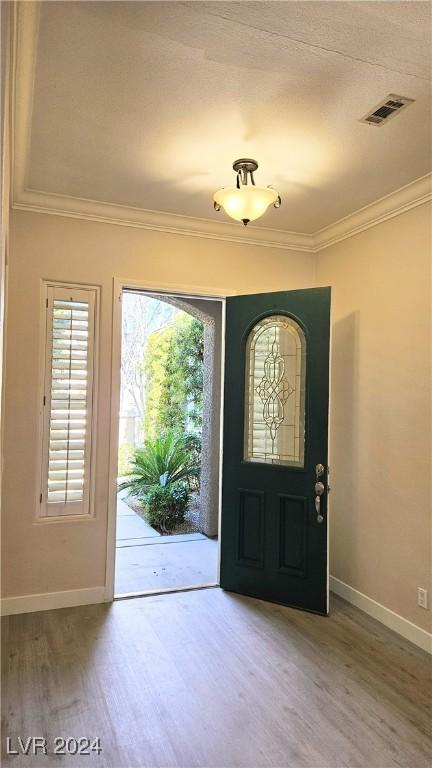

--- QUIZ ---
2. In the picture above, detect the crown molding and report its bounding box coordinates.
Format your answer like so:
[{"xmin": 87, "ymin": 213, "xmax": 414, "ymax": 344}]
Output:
[
  {"xmin": 12, "ymin": 175, "xmax": 431, "ymax": 254},
  {"xmin": 314, "ymin": 173, "xmax": 432, "ymax": 251},
  {"xmin": 12, "ymin": 188, "xmax": 315, "ymax": 251},
  {"xmin": 10, "ymin": 3, "xmax": 432, "ymax": 254}
]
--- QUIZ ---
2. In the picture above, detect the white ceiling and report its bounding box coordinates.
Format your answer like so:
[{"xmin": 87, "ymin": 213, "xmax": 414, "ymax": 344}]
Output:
[{"xmin": 24, "ymin": 1, "xmax": 432, "ymax": 233}]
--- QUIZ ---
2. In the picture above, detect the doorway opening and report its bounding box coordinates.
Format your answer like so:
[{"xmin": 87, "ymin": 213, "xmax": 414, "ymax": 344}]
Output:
[{"xmin": 114, "ymin": 289, "xmax": 222, "ymax": 597}]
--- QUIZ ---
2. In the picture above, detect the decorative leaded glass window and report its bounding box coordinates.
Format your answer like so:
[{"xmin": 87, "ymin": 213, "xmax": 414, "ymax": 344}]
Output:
[{"xmin": 244, "ymin": 315, "xmax": 306, "ymax": 466}]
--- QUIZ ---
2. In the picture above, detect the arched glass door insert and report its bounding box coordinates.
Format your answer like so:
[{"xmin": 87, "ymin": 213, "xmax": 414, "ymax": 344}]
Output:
[{"xmin": 244, "ymin": 314, "xmax": 306, "ymax": 467}]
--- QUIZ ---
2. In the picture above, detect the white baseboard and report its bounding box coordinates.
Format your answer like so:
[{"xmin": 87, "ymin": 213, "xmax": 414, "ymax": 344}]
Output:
[
  {"xmin": 330, "ymin": 576, "xmax": 432, "ymax": 654},
  {"xmin": 0, "ymin": 586, "xmax": 107, "ymax": 616},
  {"xmin": 3, "ymin": 580, "xmax": 431, "ymax": 655}
]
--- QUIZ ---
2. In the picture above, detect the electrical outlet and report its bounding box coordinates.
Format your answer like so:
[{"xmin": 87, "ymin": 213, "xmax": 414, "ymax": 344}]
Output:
[{"xmin": 418, "ymin": 587, "xmax": 428, "ymax": 609}]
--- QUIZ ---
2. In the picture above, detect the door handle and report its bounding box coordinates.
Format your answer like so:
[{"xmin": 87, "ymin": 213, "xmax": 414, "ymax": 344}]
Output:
[
  {"xmin": 315, "ymin": 495, "xmax": 324, "ymax": 524},
  {"xmin": 315, "ymin": 465, "xmax": 326, "ymax": 523}
]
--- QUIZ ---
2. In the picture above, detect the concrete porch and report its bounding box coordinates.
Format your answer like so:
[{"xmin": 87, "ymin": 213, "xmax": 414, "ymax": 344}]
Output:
[{"xmin": 115, "ymin": 492, "xmax": 218, "ymax": 595}]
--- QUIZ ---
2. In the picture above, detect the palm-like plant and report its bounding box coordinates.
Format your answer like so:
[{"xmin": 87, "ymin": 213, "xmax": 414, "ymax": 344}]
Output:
[{"xmin": 119, "ymin": 432, "xmax": 200, "ymax": 498}]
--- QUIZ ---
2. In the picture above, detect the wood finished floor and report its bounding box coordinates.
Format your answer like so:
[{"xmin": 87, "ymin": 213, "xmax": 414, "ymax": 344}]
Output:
[{"xmin": 1, "ymin": 589, "xmax": 431, "ymax": 768}]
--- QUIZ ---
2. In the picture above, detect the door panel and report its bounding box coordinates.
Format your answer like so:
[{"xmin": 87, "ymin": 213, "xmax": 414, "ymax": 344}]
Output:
[
  {"xmin": 220, "ymin": 287, "xmax": 331, "ymax": 615},
  {"xmin": 238, "ymin": 489, "xmax": 265, "ymax": 568},
  {"xmin": 278, "ymin": 494, "xmax": 307, "ymax": 575}
]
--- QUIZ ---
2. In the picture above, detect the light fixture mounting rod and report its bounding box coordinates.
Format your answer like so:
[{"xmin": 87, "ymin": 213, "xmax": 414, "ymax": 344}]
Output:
[
  {"xmin": 232, "ymin": 158, "xmax": 258, "ymax": 174},
  {"xmin": 233, "ymin": 158, "xmax": 258, "ymax": 187}
]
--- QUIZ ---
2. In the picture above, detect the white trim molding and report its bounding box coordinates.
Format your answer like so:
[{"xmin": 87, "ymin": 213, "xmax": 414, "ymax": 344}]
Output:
[
  {"xmin": 330, "ymin": 576, "xmax": 432, "ymax": 655},
  {"xmin": 10, "ymin": 3, "xmax": 432, "ymax": 255},
  {"xmin": 105, "ymin": 279, "xmax": 226, "ymax": 601},
  {"xmin": 12, "ymin": 189, "xmax": 314, "ymax": 252},
  {"xmin": 0, "ymin": 587, "xmax": 107, "ymax": 616},
  {"xmin": 10, "ymin": 0, "xmax": 40, "ymax": 196},
  {"xmin": 12, "ymin": 178, "xmax": 431, "ymax": 255},
  {"xmin": 116, "ymin": 277, "xmax": 236, "ymax": 299},
  {"xmin": 314, "ymin": 174, "xmax": 432, "ymax": 251}
]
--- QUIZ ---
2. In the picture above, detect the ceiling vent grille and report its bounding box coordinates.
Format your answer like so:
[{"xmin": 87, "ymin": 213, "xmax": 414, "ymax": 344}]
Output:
[{"xmin": 360, "ymin": 94, "xmax": 415, "ymax": 126}]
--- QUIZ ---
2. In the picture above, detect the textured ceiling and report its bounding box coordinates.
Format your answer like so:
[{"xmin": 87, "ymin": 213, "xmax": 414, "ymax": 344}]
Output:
[{"xmin": 27, "ymin": 1, "xmax": 431, "ymax": 233}]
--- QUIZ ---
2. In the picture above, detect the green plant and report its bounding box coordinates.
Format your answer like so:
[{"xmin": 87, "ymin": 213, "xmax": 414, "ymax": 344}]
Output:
[
  {"xmin": 119, "ymin": 432, "xmax": 199, "ymax": 530},
  {"xmin": 183, "ymin": 432, "xmax": 201, "ymax": 460},
  {"xmin": 143, "ymin": 325, "xmax": 176, "ymax": 441},
  {"xmin": 145, "ymin": 481, "xmax": 190, "ymax": 531},
  {"xmin": 144, "ymin": 314, "xmax": 204, "ymax": 439},
  {"xmin": 183, "ymin": 433, "xmax": 202, "ymax": 490},
  {"xmin": 117, "ymin": 442, "xmax": 134, "ymax": 477}
]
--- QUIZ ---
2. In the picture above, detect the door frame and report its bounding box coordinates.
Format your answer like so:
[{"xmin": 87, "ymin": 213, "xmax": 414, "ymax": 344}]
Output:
[{"xmin": 105, "ymin": 277, "xmax": 231, "ymax": 601}]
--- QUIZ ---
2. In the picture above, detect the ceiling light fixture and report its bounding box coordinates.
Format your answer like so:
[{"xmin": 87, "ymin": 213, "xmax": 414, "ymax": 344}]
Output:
[{"xmin": 213, "ymin": 159, "xmax": 281, "ymax": 226}]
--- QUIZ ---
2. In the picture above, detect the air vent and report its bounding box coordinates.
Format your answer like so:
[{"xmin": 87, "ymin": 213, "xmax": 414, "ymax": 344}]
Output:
[{"xmin": 360, "ymin": 94, "xmax": 415, "ymax": 126}]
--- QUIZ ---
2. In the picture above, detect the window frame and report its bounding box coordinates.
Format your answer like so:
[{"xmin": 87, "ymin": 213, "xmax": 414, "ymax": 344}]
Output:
[{"xmin": 36, "ymin": 280, "xmax": 100, "ymax": 523}]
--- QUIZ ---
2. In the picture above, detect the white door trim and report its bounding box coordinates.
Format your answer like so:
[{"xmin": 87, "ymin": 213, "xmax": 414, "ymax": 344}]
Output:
[{"xmin": 105, "ymin": 277, "xmax": 229, "ymax": 601}]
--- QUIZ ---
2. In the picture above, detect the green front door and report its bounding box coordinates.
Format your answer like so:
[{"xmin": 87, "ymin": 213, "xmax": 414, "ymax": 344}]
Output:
[{"xmin": 220, "ymin": 287, "xmax": 331, "ymax": 615}]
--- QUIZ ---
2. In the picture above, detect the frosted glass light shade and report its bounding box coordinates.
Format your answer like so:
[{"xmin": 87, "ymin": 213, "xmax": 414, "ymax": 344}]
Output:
[{"xmin": 213, "ymin": 185, "xmax": 279, "ymax": 225}]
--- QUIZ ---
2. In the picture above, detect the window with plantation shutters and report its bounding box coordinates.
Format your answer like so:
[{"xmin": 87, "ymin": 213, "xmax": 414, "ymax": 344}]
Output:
[{"xmin": 39, "ymin": 285, "xmax": 98, "ymax": 519}]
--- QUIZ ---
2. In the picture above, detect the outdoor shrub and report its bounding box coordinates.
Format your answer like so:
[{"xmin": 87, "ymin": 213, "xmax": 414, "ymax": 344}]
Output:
[
  {"xmin": 183, "ymin": 433, "xmax": 202, "ymax": 490},
  {"xmin": 119, "ymin": 433, "xmax": 199, "ymax": 530},
  {"xmin": 117, "ymin": 442, "xmax": 134, "ymax": 477},
  {"xmin": 145, "ymin": 314, "xmax": 204, "ymax": 439},
  {"xmin": 183, "ymin": 432, "xmax": 201, "ymax": 459},
  {"xmin": 145, "ymin": 481, "xmax": 190, "ymax": 531},
  {"xmin": 119, "ymin": 432, "xmax": 200, "ymax": 495}
]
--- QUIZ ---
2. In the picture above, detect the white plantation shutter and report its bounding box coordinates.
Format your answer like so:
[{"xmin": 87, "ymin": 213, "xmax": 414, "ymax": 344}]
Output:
[{"xmin": 40, "ymin": 285, "xmax": 97, "ymax": 518}]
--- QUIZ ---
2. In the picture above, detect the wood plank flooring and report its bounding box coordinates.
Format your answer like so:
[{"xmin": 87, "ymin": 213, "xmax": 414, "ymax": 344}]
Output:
[{"xmin": 2, "ymin": 589, "xmax": 431, "ymax": 768}]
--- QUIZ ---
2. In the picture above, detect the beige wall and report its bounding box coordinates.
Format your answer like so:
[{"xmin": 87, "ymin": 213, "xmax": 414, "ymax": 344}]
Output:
[
  {"xmin": 3, "ymin": 204, "xmax": 431, "ymax": 636},
  {"xmin": 2, "ymin": 209, "xmax": 316, "ymax": 598},
  {"xmin": 317, "ymin": 203, "xmax": 432, "ymax": 632}
]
